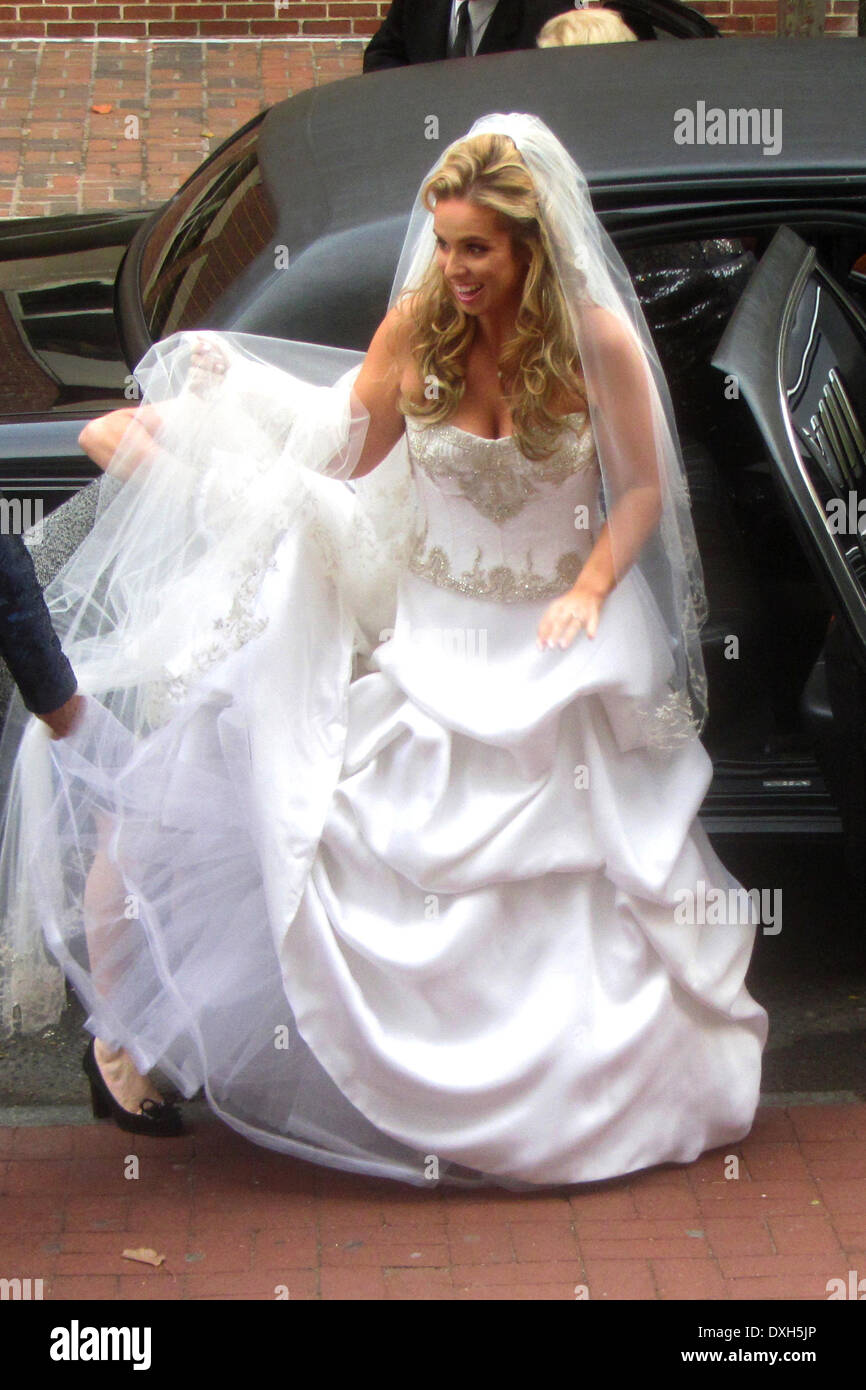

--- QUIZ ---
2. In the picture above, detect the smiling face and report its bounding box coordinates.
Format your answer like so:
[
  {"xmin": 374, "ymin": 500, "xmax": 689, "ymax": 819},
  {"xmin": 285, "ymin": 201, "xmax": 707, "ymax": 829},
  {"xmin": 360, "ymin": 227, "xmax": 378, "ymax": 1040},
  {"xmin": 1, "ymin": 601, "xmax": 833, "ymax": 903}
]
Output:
[{"xmin": 433, "ymin": 198, "xmax": 529, "ymax": 320}]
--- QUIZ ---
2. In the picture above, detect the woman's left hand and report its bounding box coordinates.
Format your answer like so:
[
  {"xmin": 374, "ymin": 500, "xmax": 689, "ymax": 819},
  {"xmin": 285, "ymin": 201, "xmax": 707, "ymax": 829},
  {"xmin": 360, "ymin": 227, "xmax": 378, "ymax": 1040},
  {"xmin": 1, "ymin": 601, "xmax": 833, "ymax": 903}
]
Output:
[{"xmin": 537, "ymin": 581, "xmax": 605, "ymax": 651}]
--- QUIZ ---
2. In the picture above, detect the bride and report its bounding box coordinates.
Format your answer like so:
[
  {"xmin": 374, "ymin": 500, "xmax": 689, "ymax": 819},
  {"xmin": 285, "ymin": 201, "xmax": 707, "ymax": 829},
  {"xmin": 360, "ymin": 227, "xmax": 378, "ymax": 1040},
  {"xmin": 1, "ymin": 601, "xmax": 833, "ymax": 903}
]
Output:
[{"xmin": 0, "ymin": 113, "xmax": 767, "ymax": 1188}]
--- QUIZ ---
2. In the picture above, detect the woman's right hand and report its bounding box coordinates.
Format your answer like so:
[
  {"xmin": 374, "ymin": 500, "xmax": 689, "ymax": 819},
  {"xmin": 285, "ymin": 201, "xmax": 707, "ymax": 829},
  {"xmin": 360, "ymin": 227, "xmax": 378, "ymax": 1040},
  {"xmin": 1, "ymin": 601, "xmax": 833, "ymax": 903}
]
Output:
[{"xmin": 78, "ymin": 405, "xmax": 163, "ymax": 477}]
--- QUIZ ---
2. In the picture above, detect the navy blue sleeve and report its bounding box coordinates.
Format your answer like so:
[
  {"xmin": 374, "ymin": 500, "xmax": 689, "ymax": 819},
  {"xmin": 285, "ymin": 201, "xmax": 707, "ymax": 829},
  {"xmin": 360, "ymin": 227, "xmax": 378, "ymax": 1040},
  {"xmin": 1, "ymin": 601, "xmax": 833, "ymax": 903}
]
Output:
[
  {"xmin": 0, "ymin": 530, "xmax": 77, "ymax": 716},
  {"xmin": 363, "ymin": 0, "xmax": 411, "ymax": 70}
]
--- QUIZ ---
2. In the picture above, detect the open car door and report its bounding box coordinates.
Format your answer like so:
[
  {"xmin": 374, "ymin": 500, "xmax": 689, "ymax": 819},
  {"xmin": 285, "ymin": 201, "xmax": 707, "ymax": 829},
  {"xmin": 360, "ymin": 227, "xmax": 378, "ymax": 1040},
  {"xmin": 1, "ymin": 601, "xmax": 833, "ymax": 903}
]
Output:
[
  {"xmin": 713, "ymin": 225, "xmax": 866, "ymax": 878},
  {"xmin": 602, "ymin": 0, "xmax": 721, "ymax": 38}
]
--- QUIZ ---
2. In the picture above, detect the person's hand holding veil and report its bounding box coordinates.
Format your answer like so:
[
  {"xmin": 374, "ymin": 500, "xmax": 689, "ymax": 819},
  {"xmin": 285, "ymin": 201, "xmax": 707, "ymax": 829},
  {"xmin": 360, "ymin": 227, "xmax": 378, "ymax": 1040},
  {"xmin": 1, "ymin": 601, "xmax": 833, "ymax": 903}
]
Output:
[{"xmin": 78, "ymin": 333, "xmax": 233, "ymax": 479}]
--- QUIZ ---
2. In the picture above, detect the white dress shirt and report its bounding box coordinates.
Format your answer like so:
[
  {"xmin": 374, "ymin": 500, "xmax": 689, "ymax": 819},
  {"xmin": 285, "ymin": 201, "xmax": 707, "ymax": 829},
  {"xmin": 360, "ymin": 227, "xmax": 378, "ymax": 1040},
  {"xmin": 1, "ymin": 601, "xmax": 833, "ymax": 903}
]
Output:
[{"xmin": 449, "ymin": 0, "xmax": 499, "ymax": 57}]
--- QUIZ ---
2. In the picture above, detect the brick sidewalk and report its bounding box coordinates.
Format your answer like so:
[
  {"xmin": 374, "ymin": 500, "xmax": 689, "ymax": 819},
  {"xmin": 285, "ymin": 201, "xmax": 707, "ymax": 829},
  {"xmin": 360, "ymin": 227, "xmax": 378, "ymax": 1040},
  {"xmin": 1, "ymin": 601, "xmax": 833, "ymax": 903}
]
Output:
[
  {"xmin": 0, "ymin": 39, "xmax": 365, "ymax": 218},
  {"xmin": 1, "ymin": 1102, "xmax": 864, "ymax": 1300}
]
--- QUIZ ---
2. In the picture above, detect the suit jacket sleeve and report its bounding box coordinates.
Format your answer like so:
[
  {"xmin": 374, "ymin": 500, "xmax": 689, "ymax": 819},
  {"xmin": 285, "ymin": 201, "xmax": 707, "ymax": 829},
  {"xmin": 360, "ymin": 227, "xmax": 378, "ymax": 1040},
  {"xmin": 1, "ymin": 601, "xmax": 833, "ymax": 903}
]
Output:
[
  {"xmin": 363, "ymin": 0, "xmax": 412, "ymax": 71},
  {"xmin": 0, "ymin": 530, "xmax": 77, "ymax": 716}
]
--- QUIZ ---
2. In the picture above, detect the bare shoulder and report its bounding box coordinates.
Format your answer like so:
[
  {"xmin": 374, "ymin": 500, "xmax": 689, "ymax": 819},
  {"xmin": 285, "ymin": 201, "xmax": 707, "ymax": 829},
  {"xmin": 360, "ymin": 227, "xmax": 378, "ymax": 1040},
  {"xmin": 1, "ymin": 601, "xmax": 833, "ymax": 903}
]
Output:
[
  {"xmin": 350, "ymin": 297, "xmax": 421, "ymax": 477},
  {"xmin": 578, "ymin": 303, "xmax": 643, "ymax": 365},
  {"xmin": 355, "ymin": 294, "xmax": 421, "ymax": 408},
  {"xmin": 380, "ymin": 293, "xmax": 420, "ymax": 364}
]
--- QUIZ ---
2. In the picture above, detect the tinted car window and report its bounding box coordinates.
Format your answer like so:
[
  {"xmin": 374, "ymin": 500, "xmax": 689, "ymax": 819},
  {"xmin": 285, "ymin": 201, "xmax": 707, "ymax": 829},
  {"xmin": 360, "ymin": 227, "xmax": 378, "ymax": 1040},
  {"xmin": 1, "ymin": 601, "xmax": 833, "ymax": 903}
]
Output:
[{"xmin": 140, "ymin": 122, "xmax": 278, "ymax": 341}]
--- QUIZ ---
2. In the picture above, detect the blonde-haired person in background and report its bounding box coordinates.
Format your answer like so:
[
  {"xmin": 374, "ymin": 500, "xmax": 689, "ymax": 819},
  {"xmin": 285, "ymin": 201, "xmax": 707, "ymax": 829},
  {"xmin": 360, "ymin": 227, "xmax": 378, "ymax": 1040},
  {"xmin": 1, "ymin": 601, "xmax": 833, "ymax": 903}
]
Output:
[{"xmin": 537, "ymin": 5, "xmax": 637, "ymax": 43}]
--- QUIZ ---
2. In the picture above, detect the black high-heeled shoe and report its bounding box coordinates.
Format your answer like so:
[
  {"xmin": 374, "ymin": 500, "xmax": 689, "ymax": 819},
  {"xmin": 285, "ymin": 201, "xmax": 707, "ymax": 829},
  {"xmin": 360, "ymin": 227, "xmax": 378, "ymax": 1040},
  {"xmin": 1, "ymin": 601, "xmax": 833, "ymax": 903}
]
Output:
[{"xmin": 83, "ymin": 1038, "xmax": 184, "ymax": 1137}]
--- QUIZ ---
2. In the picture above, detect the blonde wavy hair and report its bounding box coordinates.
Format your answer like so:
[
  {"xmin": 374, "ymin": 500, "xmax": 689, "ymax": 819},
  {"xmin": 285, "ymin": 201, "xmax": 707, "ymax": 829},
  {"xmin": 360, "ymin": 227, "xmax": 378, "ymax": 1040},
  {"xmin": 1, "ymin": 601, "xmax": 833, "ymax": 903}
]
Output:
[
  {"xmin": 537, "ymin": 8, "xmax": 638, "ymax": 45},
  {"xmin": 395, "ymin": 132, "xmax": 587, "ymax": 462}
]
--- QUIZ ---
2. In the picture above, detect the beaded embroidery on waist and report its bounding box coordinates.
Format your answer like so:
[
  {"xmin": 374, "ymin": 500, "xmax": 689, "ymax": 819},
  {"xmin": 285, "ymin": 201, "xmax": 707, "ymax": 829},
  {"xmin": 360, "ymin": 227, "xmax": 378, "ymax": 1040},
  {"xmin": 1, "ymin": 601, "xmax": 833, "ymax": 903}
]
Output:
[{"xmin": 404, "ymin": 414, "xmax": 600, "ymax": 604}]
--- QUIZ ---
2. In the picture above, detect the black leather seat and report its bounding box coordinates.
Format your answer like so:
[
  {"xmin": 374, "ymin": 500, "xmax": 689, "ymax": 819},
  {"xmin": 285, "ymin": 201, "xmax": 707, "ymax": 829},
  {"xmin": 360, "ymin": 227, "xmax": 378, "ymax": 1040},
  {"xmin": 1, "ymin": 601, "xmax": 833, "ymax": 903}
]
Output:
[
  {"xmin": 622, "ymin": 238, "xmax": 772, "ymax": 749},
  {"xmin": 679, "ymin": 436, "xmax": 772, "ymax": 749}
]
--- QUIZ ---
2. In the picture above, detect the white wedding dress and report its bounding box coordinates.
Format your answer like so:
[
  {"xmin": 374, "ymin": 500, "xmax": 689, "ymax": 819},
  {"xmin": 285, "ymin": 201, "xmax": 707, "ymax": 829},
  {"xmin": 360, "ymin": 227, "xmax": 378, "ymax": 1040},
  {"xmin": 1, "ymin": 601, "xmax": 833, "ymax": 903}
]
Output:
[{"xmin": 24, "ymin": 402, "xmax": 767, "ymax": 1189}]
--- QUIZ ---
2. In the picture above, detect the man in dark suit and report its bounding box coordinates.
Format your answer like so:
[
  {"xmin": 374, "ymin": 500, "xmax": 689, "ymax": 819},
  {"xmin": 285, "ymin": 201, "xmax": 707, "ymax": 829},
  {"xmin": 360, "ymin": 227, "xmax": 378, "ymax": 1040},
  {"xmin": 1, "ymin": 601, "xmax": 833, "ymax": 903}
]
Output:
[
  {"xmin": 0, "ymin": 527, "xmax": 83, "ymax": 738},
  {"xmin": 363, "ymin": 0, "xmax": 571, "ymax": 72}
]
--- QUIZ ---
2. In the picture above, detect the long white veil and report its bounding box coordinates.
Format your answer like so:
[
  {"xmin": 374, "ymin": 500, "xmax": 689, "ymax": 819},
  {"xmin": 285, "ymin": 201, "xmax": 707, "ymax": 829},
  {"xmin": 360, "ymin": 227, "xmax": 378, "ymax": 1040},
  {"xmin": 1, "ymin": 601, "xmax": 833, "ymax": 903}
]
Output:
[
  {"xmin": 0, "ymin": 333, "xmax": 418, "ymax": 1040},
  {"xmin": 0, "ymin": 116, "xmax": 708, "ymax": 1177}
]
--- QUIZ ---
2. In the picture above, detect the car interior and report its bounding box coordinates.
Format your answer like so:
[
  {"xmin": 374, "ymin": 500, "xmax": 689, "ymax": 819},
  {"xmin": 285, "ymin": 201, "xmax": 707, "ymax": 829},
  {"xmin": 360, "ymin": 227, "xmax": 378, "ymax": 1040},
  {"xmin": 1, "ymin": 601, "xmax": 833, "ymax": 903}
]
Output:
[{"xmin": 630, "ymin": 220, "xmax": 866, "ymax": 851}]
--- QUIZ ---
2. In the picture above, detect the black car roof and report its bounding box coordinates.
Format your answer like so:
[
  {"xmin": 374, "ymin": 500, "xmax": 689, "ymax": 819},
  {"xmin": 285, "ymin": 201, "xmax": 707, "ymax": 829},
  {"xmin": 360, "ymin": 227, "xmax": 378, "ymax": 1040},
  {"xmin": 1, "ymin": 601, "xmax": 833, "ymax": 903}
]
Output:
[{"xmin": 258, "ymin": 37, "xmax": 866, "ymax": 249}]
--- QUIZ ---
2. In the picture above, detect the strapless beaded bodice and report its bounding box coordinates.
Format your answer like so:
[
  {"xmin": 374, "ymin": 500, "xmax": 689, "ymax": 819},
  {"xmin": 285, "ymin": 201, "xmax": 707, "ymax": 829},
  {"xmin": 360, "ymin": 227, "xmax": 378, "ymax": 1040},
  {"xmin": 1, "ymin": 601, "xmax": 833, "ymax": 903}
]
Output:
[{"xmin": 404, "ymin": 412, "xmax": 602, "ymax": 603}]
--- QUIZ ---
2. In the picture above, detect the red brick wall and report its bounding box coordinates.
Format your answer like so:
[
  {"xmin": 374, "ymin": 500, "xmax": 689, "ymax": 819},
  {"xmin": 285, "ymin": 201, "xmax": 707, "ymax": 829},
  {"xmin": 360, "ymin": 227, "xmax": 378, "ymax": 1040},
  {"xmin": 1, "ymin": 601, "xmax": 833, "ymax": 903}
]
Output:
[
  {"xmin": 696, "ymin": 0, "xmax": 859, "ymax": 33},
  {"xmin": 0, "ymin": 0, "xmax": 858, "ymax": 42},
  {"xmin": 0, "ymin": 1, "xmax": 386, "ymax": 40}
]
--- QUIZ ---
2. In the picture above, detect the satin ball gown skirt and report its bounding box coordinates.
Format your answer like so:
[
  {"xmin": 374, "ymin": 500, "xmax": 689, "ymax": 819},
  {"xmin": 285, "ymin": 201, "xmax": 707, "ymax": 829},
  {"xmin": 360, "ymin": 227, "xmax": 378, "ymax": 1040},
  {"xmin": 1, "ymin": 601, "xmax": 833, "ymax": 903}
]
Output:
[{"xmin": 20, "ymin": 535, "xmax": 767, "ymax": 1189}]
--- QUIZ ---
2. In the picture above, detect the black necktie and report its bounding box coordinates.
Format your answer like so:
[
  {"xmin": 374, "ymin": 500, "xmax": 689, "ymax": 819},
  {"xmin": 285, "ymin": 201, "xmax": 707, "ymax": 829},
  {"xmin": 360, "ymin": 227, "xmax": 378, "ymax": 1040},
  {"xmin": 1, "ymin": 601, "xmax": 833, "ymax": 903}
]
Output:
[{"xmin": 448, "ymin": 1, "xmax": 471, "ymax": 58}]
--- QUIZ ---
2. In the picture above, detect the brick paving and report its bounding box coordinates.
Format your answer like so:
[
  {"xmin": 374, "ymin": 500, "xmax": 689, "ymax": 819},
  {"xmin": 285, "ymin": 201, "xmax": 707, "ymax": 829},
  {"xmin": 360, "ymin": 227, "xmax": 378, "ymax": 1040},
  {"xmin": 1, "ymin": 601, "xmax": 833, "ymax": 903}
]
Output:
[
  {"xmin": 0, "ymin": 39, "xmax": 365, "ymax": 218},
  {"xmin": 1, "ymin": 1101, "xmax": 864, "ymax": 1299}
]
